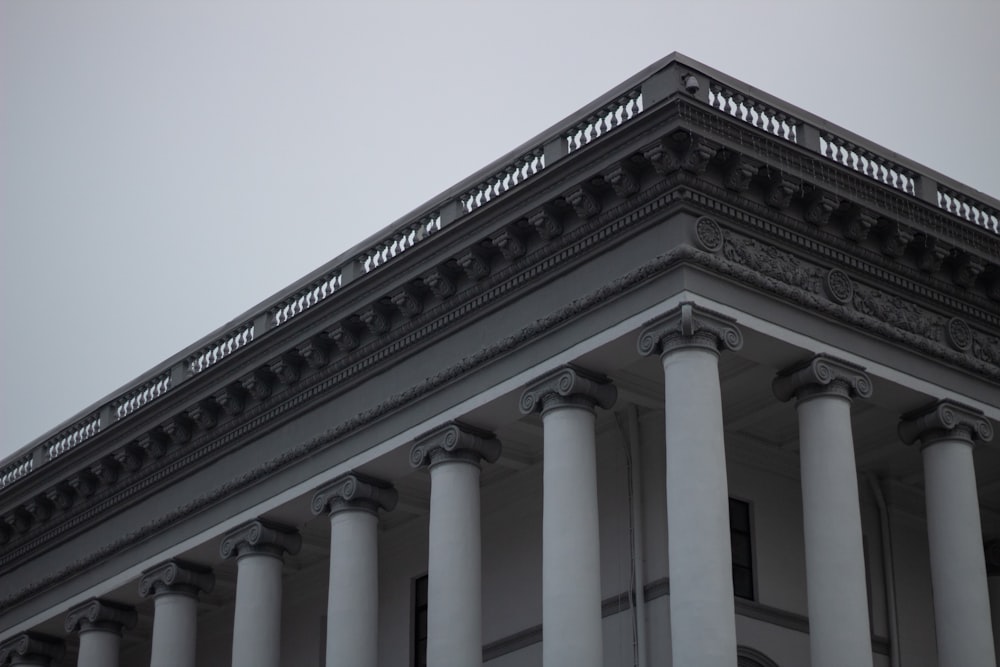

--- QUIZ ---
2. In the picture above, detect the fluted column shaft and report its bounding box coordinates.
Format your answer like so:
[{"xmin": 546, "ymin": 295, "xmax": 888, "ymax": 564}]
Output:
[
  {"xmin": 900, "ymin": 401, "xmax": 996, "ymax": 667},
  {"xmin": 139, "ymin": 559, "xmax": 214, "ymax": 667},
  {"xmin": 411, "ymin": 423, "xmax": 501, "ymax": 667},
  {"xmin": 638, "ymin": 302, "xmax": 742, "ymax": 667},
  {"xmin": 774, "ymin": 355, "xmax": 874, "ymax": 667},
  {"xmin": 220, "ymin": 520, "xmax": 301, "ymax": 667},
  {"xmin": 312, "ymin": 474, "xmax": 397, "ymax": 667},
  {"xmin": 64, "ymin": 598, "xmax": 136, "ymax": 667},
  {"xmin": 521, "ymin": 366, "xmax": 616, "ymax": 667}
]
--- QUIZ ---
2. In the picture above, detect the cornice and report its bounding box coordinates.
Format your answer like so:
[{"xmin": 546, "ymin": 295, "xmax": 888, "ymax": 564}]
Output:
[{"xmin": 2, "ymin": 106, "xmax": 999, "ymax": 605}]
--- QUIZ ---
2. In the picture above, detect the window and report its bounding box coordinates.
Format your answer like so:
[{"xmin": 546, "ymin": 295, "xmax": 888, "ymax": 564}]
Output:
[
  {"xmin": 730, "ymin": 498, "xmax": 754, "ymax": 600},
  {"xmin": 413, "ymin": 575, "xmax": 428, "ymax": 667}
]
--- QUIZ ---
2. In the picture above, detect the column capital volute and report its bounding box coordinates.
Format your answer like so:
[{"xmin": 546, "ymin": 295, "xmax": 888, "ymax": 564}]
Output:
[
  {"xmin": 311, "ymin": 472, "xmax": 398, "ymax": 516},
  {"xmin": 637, "ymin": 301, "xmax": 743, "ymax": 357},
  {"xmin": 772, "ymin": 353, "xmax": 873, "ymax": 403},
  {"xmin": 64, "ymin": 598, "xmax": 137, "ymax": 635},
  {"xmin": 138, "ymin": 559, "xmax": 215, "ymax": 599},
  {"xmin": 0, "ymin": 632, "xmax": 64, "ymax": 666},
  {"xmin": 409, "ymin": 422, "xmax": 501, "ymax": 469},
  {"xmin": 219, "ymin": 519, "xmax": 301, "ymax": 560},
  {"xmin": 898, "ymin": 399, "xmax": 994, "ymax": 447},
  {"xmin": 519, "ymin": 365, "xmax": 617, "ymax": 415}
]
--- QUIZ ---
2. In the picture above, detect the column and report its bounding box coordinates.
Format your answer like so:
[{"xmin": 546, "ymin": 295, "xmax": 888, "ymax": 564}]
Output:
[
  {"xmin": 410, "ymin": 422, "xmax": 501, "ymax": 667},
  {"xmin": 637, "ymin": 301, "xmax": 742, "ymax": 667},
  {"xmin": 138, "ymin": 559, "xmax": 215, "ymax": 667},
  {"xmin": 0, "ymin": 633, "xmax": 64, "ymax": 667},
  {"xmin": 220, "ymin": 519, "xmax": 301, "ymax": 667},
  {"xmin": 899, "ymin": 400, "xmax": 996, "ymax": 667},
  {"xmin": 311, "ymin": 472, "xmax": 398, "ymax": 667},
  {"xmin": 986, "ymin": 541, "xmax": 1000, "ymax": 664},
  {"xmin": 64, "ymin": 598, "xmax": 136, "ymax": 667},
  {"xmin": 773, "ymin": 354, "xmax": 874, "ymax": 667},
  {"xmin": 520, "ymin": 365, "xmax": 616, "ymax": 667}
]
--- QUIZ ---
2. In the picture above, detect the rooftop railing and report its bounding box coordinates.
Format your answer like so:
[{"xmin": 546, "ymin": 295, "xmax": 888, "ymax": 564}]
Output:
[{"xmin": 3, "ymin": 53, "xmax": 997, "ymax": 491}]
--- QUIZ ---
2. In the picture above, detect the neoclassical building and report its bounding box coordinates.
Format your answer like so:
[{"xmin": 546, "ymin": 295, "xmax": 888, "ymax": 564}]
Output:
[{"xmin": 1, "ymin": 54, "xmax": 998, "ymax": 667}]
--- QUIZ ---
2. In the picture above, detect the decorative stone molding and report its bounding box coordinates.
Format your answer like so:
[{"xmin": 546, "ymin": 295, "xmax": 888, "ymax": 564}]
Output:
[
  {"xmin": 409, "ymin": 422, "xmax": 501, "ymax": 469},
  {"xmin": 298, "ymin": 335, "xmax": 331, "ymax": 369},
  {"xmin": 139, "ymin": 430, "xmax": 170, "ymax": 458},
  {"xmin": 694, "ymin": 216, "xmax": 724, "ymax": 252},
  {"xmin": 564, "ymin": 184, "xmax": 602, "ymax": 219},
  {"xmin": 518, "ymin": 365, "xmax": 617, "ymax": 415},
  {"xmin": 311, "ymin": 472, "xmax": 398, "ymax": 517},
  {"xmin": 772, "ymin": 354, "xmax": 873, "ymax": 403},
  {"xmin": 841, "ymin": 208, "xmax": 877, "ymax": 243},
  {"xmin": 360, "ymin": 303, "xmax": 392, "ymax": 335},
  {"xmin": 64, "ymin": 598, "xmax": 137, "ymax": 635},
  {"xmin": 492, "ymin": 227, "xmax": 527, "ymax": 261},
  {"xmin": 0, "ymin": 632, "xmax": 64, "ymax": 666},
  {"xmin": 722, "ymin": 154, "xmax": 758, "ymax": 192},
  {"xmin": 214, "ymin": 384, "xmax": 247, "ymax": 416},
  {"xmin": 269, "ymin": 352, "xmax": 303, "ymax": 385},
  {"xmin": 458, "ymin": 247, "xmax": 491, "ymax": 281},
  {"xmin": 219, "ymin": 519, "xmax": 301, "ymax": 560},
  {"xmin": 329, "ymin": 321, "xmax": 361, "ymax": 352},
  {"xmin": 390, "ymin": 285, "xmax": 425, "ymax": 318},
  {"xmin": 898, "ymin": 399, "xmax": 994, "ymax": 447},
  {"xmin": 528, "ymin": 208, "xmax": 562, "ymax": 241},
  {"xmin": 803, "ymin": 190, "xmax": 839, "ymax": 226},
  {"xmin": 424, "ymin": 265, "xmax": 459, "ymax": 298},
  {"xmin": 138, "ymin": 559, "xmax": 215, "ymax": 599},
  {"xmin": 241, "ymin": 368, "xmax": 274, "ymax": 401},
  {"xmin": 642, "ymin": 139, "xmax": 680, "ymax": 176},
  {"xmin": 606, "ymin": 161, "xmax": 640, "ymax": 198},
  {"xmin": 637, "ymin": 301, "xmax": 743, "ymax": 357},
  {"xmin": 189, "ymin": 399, "xmax": 220, "ymax": 429}
]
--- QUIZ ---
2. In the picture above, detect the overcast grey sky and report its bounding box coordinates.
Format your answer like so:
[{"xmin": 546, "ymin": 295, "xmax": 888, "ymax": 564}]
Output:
[{"xmin": 2, "ymin": 0, "xmax": 998, "ymax": 461}]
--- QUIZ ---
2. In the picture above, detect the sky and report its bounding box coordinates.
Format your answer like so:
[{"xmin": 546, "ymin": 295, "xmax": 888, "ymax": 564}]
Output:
[{"xmin": 2, "ymin": 0, "xmax": 999, "ymax": 462}]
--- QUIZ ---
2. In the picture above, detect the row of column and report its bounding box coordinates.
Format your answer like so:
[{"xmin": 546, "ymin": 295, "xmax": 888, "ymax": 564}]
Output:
[{"xmin": 1, "ymin": 300, "xmax": 994, "ymax": 667}]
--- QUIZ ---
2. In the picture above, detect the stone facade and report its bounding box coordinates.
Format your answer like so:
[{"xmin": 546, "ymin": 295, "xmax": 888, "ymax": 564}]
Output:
[{"xmin": 1, "ymin": 53, "xmax": 999, "ymax": 667}]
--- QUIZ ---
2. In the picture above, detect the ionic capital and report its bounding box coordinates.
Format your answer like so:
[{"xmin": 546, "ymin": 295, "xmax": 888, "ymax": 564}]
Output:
[
  {"xmin": 637, "ymin": 302, "xmax": 743, "ymax": 357},
  {"xmin": 773, "ymin": 354, "xmax": 873, "ymax": 403},
  {"xmin": 219, "ymin": 519, "xmax": 301, "ymax": 560},
  {"xmin": 311, "ymin": 472, "xmax": 398, "ymax": 517},
  {"xmin": 0, "ymin": 632, "xmax": 64, "ymax": 666},
  {"xmin": 519, "ymin": 365, "xmax": 616, "ymax": 415},
  {"xmin": 409, "ymin": 422, "xmax": 501, "ymax": 469},
  {"xmin": 898, "ymin": 399, "xmax": 994, "ymax": 448},
  {"xmin": 64, "ymin": 598, "xmax": 137, "ymax": 635},
  {"xmin": 138, "ymin": 559, "xmax": 214, "ymax": 599}
]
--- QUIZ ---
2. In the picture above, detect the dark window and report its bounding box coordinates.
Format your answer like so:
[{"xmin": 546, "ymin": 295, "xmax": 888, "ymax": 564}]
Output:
[
  {"xmin": 730, "ymin": 498, "xmax": 755, "ymax": 600},
  {"xmin": 413, "ymin": 575, "xmax": 428, "ymax": 667}
]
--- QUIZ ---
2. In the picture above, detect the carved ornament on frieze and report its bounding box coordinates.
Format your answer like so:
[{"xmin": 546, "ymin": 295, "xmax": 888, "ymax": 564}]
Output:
[{"xmin": 721, "ymin": 234, "xmax": 822, "ymax": 294}]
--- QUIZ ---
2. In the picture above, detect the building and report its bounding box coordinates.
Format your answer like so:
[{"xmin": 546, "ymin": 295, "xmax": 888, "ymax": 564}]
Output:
[{"xmin": 1, "ymin": 53, "xmax": 999, "ymax": 667}]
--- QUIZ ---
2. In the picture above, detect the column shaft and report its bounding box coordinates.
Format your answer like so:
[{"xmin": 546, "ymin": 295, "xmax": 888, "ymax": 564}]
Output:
[
  {"xmin": 76, "ymin": 630, "xmax": 120, "ymax": 667},
  {"xmin": 150, "ymin": 594, "xmax": 198, "ymax": 667},
  {"xmin": 542, "ymin": 402, "xmax": 602, "ymax": 667},
  {"xmin": 427, "ymin": 460, "xmax": 482, "ymax": 667},
  {"xmin": 662, "ymin": 345, "xmax": 738, "ymax": 666},
  {"xmin": 232, "ymin": 553, "xmax": 284, "ymax": 667},
  {"xmin": 327, "ymin": 510, "xmax": 379, "ymax": 667},
  {"xmin": 796, "ymin": 393, "xmax": 873, "ymax": 667},
  {"xmin": 923, "ymin": 439, "xmax": 996, "ymax": 667}
]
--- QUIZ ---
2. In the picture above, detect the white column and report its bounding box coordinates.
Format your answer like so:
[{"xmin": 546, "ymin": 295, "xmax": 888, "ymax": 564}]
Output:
[
  {"xmin": 774, "ymin": 354, "xmax": 874, "ymax": 667},
  {"xmin": 0, "ymin": 632, "xmax": 64, "ymax": 667},
  {"xmin": 520, "ymin": 366, "xmax": 616, "ymax": 667},
  {"xmin": 220, "ymin": 519, "xmax": 301, "ymax": 667},
  {"xmin": 638, "ymin": 302, "xmax": 742, "ymax": 667},
  {"xmin": 64, "ymin": 598, "xmax": 136, "ymax": 667},
  {"xmin": 899, "ymin": 401, "xmax": 996, "ymax": 667},
  {"xmin": 312, "ymin": 473, "xmax": 398, "ymax": 667},
  {"xmin": 410, "ymin": 423, "xmax": 501, "ymax": 667},
  {"xmin": 138, "ymin": 559, "xmax": 215, "ymax": 667}
]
